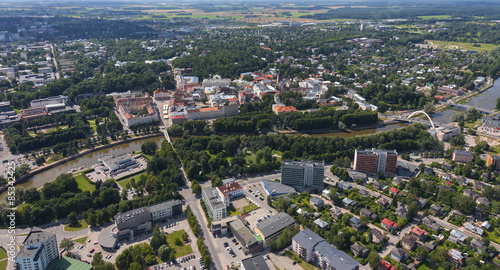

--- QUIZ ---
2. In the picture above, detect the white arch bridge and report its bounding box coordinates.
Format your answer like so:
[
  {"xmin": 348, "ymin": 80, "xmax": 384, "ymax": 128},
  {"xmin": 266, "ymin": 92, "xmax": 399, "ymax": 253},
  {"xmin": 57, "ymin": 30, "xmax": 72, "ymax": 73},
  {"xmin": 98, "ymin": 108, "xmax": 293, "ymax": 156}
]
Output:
[{"xmin": 406, "ymin": 110, "xmax": 435, "ymax": 128}]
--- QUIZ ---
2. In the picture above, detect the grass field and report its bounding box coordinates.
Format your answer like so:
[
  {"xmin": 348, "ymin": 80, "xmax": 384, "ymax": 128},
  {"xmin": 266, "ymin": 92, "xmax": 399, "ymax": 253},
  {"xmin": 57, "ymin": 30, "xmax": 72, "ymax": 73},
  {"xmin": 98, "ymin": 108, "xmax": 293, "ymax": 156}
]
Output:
[
  {"xmin": 416, "ymin": 261, "xmax": 445, "ymax": 270},
  {"xmin": 243, "ymin": 203, "xmax": 259, "ymax": 213},
  {"xmin": 64, "ymin": 220, "xmax": 88, "ymax": 232},
  {"xmin": 117, "ymin": 171, "xmax": 146, "ymax": 188},
  {"xmin": 427, "ymin": 40, "xmax": 497, "ymax": 53},
  {"xmin": 166, "ymin": 230, "xmax": 193, "ymax": 258},
  {"xmin": 418, "ymin": 15, "xmax": 452, "ymax": 20},
  {"xmin": 74, "ymin": 236, "xmax": 88, "ymax": 244},
  {"xmin": 74, "ymin": 173, "xmax": 95, "ymax": 192},
  {"xmin": 88, "ymin": 120, "xmax": 97, "ymax": 133},
  {"xmin": 0, "ymin": 260, "xmax": 6, "ymax": 270},
  {"xmin": 0, "ymin": 247, "xmax": 6, "ymax": 260}
]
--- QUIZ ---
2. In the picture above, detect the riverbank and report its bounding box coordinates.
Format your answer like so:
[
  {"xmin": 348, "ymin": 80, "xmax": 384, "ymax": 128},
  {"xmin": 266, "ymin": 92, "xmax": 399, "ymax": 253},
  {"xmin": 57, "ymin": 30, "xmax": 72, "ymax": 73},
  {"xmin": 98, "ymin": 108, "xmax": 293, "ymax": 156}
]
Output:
[
  {"xmin": 0, "ymin": 133, "xmax": 163, "ymax": 194},
  {"xmin": 436, "ymin": 77, "xmax": 494, "ymax": 113},
  {"xmin": 276, "ymin": 120, "xmax": 403, "ymax": 135}
]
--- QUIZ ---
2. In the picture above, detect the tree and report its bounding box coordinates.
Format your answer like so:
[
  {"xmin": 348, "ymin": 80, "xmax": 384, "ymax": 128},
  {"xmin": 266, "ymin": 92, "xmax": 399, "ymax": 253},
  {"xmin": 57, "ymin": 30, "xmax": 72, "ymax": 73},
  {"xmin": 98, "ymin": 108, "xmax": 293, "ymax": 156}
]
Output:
[
  {"xmin": 92, "ymin": 253, "xmax": 103, "ymax": 266},
  {"xmin": 424, "ymin": 102, "xmax": 435, "ymax": 115},
  {"xmin": 67, "ymin": 212, "xmax": 78, "ymax": 227},
  {"xmin": 59, "ymin": 238, "xmax": 74, "ymax": 254},
  {"xmin": 267, "ymin": 196, "xmax": 272, "ymax": 207},
  {"xmin": 192, "ymin": 181, "xmax": 201, "ymax": 196},
  {"xmin": 223, "ymin": 138, "xmax": 239, "ymax": 156},
  {"xmin": 338, "ymin": 121, "xmax": 347, "ymax": 130},
  {"xmin": 367, "ymin": 251, "xmax": 380, "ymax": 269},
  {"xmin": 167, "ymin": 124, "xmax": 184, "ymax": 137},
  {"xmin": 407, "ymin": 201, "xmax": 418, "ymax": 221},
  {"xmin": 416, "ymin": 246, "xmax": 428, "ymax": 261},
  {"xmin": 150, "ymin": 225, "xmax": 167, "ymax": 251},
  {"xmin": 141, "ymin": 141, "xmax": 158, "ymax": 155},
  {"xmin": 158, "ymin": 245, "xmax": 172, "ymax": 261}
]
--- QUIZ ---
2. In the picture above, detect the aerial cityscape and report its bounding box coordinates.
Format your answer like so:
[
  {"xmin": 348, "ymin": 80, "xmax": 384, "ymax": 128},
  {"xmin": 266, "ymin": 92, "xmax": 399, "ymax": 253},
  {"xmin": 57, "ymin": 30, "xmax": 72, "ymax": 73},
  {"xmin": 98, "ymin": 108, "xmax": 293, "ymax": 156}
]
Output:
[{"xmin": 1, "ymin": 0, "xmax": 500, "ymax": 270}]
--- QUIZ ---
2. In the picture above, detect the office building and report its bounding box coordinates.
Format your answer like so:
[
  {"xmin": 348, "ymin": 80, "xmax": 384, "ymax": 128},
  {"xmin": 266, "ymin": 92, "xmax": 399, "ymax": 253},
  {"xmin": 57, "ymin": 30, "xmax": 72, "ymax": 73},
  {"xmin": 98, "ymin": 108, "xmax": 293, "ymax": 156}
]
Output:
[
  {"xmin": 452, "ymin": 150, "xmax": 473, "ymax": 163},
  {"xmin": 202, "ymin": 187, "xmax": 227, "ymax": 221},
  {"xmin": 229, "ymin": 216, "xmax": 263, "ymax": 253},
  {"xmin": 262, "ymin": 179, "xmax": 296, "ymax": 197},
  {"xmin": 30, "ymin": 95, "xmax": 69, "ymax": 109},
  {"xmin": 0, "ymin": 101, "xmax": 12, "ymax": 112},
  {"xmin": 240, "ymin": 255, "xmax": 270, "ymax": 270},
  {"xmin": 292, "ymin": 229, "xmax": 359, "ymax": 270},
  {"xmin": 15, "ymin": 228, "xmax": 59, "ymax": 270},
  {"xmin": 255, "ymin": 212, "xmax": 296, "ymax": 246},
  {"xmin": 354, "ymin": 149, "xmax": 398, "ymax": 175},
  {"xmin": 281, "ymin": 160, "xmax": 324, "ymax": 188},
  {"xmin": 99, "ymin": 199, "xmax": 182, "ymax": 250},
  {"xmin": 217, "ymin": 181, "xmax": 243, "ymax": 207},
  {"xmin": 100, "ymin": 154, "xmax": 139, "ymax": 176}
]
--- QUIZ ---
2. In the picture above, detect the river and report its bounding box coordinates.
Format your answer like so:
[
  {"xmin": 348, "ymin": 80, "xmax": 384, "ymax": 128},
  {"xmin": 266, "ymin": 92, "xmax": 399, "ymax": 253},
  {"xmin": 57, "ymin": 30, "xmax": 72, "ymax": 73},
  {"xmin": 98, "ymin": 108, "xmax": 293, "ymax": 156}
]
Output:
[
  {"xmin": 13, "ymin": 136, "xmax": 165, "ymax": 192},
  {"xmin": 430, "ymin": 78, "xmax": 500, "ymax": 124}
]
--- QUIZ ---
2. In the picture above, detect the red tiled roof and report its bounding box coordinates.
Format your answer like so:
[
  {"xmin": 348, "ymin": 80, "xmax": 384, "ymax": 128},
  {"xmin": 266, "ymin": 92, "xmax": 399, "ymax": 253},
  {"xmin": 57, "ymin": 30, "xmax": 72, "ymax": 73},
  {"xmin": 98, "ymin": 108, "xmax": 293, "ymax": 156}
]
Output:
[
  {"xmin": 379, "ymin": 260, "xmax": 396, "ymax": 270},
  {"xmin": 382, "ymin": 218, "xmax": 397, "ymax": 228},
  {"xmin": 273, "ymin": 104, "xmax": 297, "ymax": 113},
  {"xmin": 411, "ymin": 226, "xmax": 429, "ymax": 237},
  {"xmin": 217, "ymin": 182, "xmax": 242, "ymax": 197},
  {"xmin": 389, "ymin": 187, "xmax": 400, "ymax": 194}
]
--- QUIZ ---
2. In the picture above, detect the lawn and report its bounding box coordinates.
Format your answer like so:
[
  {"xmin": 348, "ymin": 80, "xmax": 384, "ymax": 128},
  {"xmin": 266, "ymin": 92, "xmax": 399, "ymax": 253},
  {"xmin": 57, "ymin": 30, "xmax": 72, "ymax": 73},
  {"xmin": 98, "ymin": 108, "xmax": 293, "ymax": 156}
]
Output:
[
  {"xmin": 416, "ymin": 261, "xmax": 445, "ymax": 270},
  {"xmin": 0, "ymin": 260, "xmax": 6, "ymax": 270},
  {"xmin": 166, "ymin": 230, "xmax": 193, "ymax": 257},
  {"xmin": 244, "ymin": 151, "xmax": 258, "ymax": 163},
  {"xmin": 286, "ymin": 250, "xmax": 318, "ymax": 270},
  {"xmin": 0, "ymin": 247, "xmax": 6, "ymax": 260},
  {"xmin": 74, "ymin": 173, "xmax": 95, "ymax": 192},
  {"xmin": 243, "ymin": 203, "xmax": 259, "ymax": 213},
  {"xmin": 417, "ymin": 15, "xmax": 451, "ymax": 20},
  {"xmin": 64, "ymin": 220, "xmax": 88, "ymax": 231},
  {"xmin": 88, "ymin": 120, "xmax": 97, "ymax": 133},
  {"xmin": 117, "ymin": 171, "xmax": 146, "ymax": 189},
  {"xmin": 74, "ymin": 236, "xmax": 88, "ymax": 244},
  {"xmin": 228, "ymin": 205, "xmax": 244, "ymax": 216},
  {"xmin": 427, "ymin": 40, "xmax": 497, "ymax": 53}
]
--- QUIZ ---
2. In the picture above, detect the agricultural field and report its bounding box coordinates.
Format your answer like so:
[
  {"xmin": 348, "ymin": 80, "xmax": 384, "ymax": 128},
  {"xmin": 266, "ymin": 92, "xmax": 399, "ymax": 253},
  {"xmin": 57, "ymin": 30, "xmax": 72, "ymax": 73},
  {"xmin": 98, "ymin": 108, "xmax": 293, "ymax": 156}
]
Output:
[{"xmin": 426, "ymin": 40, "xmax": 497, "ymax": 53}]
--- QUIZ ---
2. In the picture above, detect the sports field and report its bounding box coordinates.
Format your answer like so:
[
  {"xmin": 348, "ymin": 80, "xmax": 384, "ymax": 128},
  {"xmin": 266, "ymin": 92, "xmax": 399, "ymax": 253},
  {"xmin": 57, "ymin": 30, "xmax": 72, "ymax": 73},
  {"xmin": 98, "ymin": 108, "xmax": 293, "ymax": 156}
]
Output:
[{"xmin": 46, "ymin": 256, "xmax": 92, "ymax": 270}]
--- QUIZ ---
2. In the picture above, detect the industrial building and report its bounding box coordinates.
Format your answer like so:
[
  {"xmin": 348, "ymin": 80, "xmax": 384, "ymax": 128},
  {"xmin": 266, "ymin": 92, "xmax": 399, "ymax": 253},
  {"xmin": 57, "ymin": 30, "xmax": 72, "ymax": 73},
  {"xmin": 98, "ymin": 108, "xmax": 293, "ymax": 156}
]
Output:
[
  {"xmin": 261, "ymin": 179, "xmax": 297, "ymax": 197},
  {"xmin": 254, "ymin": 212, "xmax": 296, "ymax": 246}
]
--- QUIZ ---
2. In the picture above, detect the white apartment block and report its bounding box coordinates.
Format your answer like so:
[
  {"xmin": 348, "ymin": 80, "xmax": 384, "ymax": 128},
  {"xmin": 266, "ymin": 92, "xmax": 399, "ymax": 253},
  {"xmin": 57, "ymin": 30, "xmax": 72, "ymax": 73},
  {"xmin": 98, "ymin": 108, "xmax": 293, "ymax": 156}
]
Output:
[{"xmin": 15, "ymin": 229, "xmax": 59, "ymax": 270}]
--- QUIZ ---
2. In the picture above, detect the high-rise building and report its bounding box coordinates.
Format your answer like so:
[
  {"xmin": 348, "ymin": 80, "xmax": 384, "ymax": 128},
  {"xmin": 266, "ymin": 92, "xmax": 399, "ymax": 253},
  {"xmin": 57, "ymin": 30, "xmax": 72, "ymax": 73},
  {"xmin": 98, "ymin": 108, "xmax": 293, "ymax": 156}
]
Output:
[
  {"xmin": 281, "ymin": 160, "xmax": 324, "ymax": 188},
  {"xmin": 354, "ymin": 149, "xmax": 398, "ymax": 175},
  {"xmin": 15, "ymin": 228, "xmax": 59, "ymax": 270}
]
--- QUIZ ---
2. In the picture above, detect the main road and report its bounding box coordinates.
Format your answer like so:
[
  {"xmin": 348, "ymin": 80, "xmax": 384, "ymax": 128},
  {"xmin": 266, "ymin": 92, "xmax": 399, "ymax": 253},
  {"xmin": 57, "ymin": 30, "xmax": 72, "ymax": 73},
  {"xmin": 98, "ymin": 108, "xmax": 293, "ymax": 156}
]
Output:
[{"xmin": 164, "ymin": 129, "xmax": 223, "ymax": 270}]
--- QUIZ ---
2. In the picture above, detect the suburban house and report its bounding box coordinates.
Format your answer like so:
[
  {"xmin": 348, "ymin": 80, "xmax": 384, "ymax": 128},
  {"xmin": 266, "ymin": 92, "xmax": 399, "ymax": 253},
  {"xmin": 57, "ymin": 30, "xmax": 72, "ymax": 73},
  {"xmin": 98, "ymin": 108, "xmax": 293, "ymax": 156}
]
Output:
[
  {"xmin": 372, "ymin": 181, "xmax": 383, "ymax": 190},
  {"xmin": 389, "ymin": 187, "xmax": 401, "ymax": 196},
  {"xmin": 377, "ymin": 197, "xmax": 391, "ymax": 209},
  {"xmin": 310, "ymin": 197, "xmax": 324, "ymax": 209},
  {"xmin": 422, "ymin": 217, "xmax": 441, "ymax": 232},
  {"xmin": 371, "ymin": 228, "xmax": 385, "ymax": 244},
  {"xmin": 379, "ymin": 260, "xmax": 396, "ymax": 270},
  {"xmin": 401, "ymin": 235, "xmax": 417, "ymax": 251},
  {"xmin": 313, "ymin": 219, "xmax": 328, "ymax": 229},
  {"xmin": 464, "ymin": 223, "xmax": 484, "ymax": 236},
  {"xmin": 351, "ymin": 243, "xmax": 369, "ymax": 258},
  {"xmin": 411, "ymin": 226, "xmax": 429, "ymax": 241},
  {"xmin": 395, "ymin": 204, "xmax": 407, "ymax": 219},
  {"xmin": 470, "ymin": 239, "xmax": 488, "ymax": 253},
  {"xmin": 430, "ymin": 204, "xmax": 445, "ymax": 216},
  {"xmin": 360, "ymin": 208, "xmax": 378, "ymax": 220},
  {"xmin": 342, "ymin": 197, "xmax": 357, "ymax": 208},
  {"xmin": 390, "ymin": 247, "xmax": 408, "ymax": 262},
  {"xmin": 448, "ymin": 249, "xmax": 465, "ymax": 267},
  {"xmin": 350, "ymin": 216, "xmax": 362, "ymax": 231},
  {"xmin": 381, "ymin": 218, "xmax": 398, "ymax": 233},
  {"xmin": 448, "ymin": 229, "xmax": 466, "ymax": 244},
  {"xmin": 330, "ymin": 206, "xmax": 343, "ymax": 219}
]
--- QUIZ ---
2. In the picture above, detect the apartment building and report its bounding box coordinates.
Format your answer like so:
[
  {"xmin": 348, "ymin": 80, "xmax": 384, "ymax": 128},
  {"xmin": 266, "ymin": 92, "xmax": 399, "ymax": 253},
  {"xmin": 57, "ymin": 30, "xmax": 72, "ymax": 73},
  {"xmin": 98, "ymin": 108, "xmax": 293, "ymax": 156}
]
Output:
[
  {"xmin": 354, "ymin": 149, "xmax": 398, "ymax": 175},
  {"xmin": 281, "ymin": 160, "xmax": 324, "ymax": 188},
  {"xmin": 15, "ymin": 228, "xmax": 59, "ymax": 270}
]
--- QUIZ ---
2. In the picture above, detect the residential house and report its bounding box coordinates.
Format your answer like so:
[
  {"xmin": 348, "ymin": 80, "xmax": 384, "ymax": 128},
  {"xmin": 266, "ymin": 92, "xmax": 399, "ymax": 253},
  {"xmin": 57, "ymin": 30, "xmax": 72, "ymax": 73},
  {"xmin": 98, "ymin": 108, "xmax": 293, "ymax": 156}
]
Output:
[
  {"xmin": 481, "ymin": 221, "xmax": 491, "ymax": 231},
  {"xmin": 378, "ymin": 260, "xmax": 396, "ymax": 270},
  {"xmin": 470, "ymin": 238, "xmax": 488, "ymax": 253},
  {"xmin": 448, "ymin": 249, "xmax": 465, "ymax": 267},
  {"xmin": 411, "ymin": 226, "xmax": 429, "ymax": 241},
  {"xmin": 401, "ymin": 235, "xmax": 417, "ymax": 251},
  {"xmin": 430, "ymin": 204, "xmax": 445, "ymax": 216},
  {"xmin": 474, "ymin": 181, "xmax": 486, "ymax": 192},
  {"xmin": 395, "ymin": 204, "xmax": 407, "ymax": 219},
  {"xmin": 342, "ymin": 197, "xmax": 357, "ymax": 208},
  {"xmin": 371, "ymin": 228, "xmax": 385, "ymax": 244},
  {"xmin": 372, "ymin": 181, "xmax": 383, "ymax": 190},
  {"xmin": 310, "ymin": 197, "xmax": 324, "ymax": 209},
  {"xmin": 330, "ymin": 206, "xmax": 343, "ymax": 219},
  {"xmin": 475, "ymin": 206, "xmax": 486, "ymax": 220},
  {"xmin": 381, "ymin": 218, "xmax": 398, "ymax": 233},
  {"xmin": 351, "ymin": 243, "xmax": 369, "ymax": 258},
  {"xmin": 360, "ymin": 208, "xmax": 377, "ymax": 221},
  {"xmin": 465, "ymin": 223, "xmax": 484, "ymax": 236},
  {"xmin": 417, "ymin": 197, "xmax": 428, "ymax": 208},
  {"xmin": 422, "ymin": 217, "xmax": 441, "ymax": 232},
  {"xmin": 463, "ymin": 189, "xmax": 479, "ymax": 199},
  {"xmin": 476, "ymin": 197, "xmax": 491, "ymax": 207},
  {"xmin": 423, "ymin": 241, "xmax": 438, "ymax": 253},
  {"xmin": 297, "ymin": 208, "xmax": 310, "ymax": 216},
  {"xmin": 377, "ymin": 197, "xmax": 391, "ymax": 209},
  {"xmin": 448, "ymin": 229, "xmax": 466, "ymax": 244},
  {"xmin": 338, "ymin": 180, "xmax": 352, "ymax": 190},
  {"xmin": 358, "ymin": 189, "xmax": 370, "ymax": 197},
  {"xmin": 350, "ymin": 216, "xmax": 363, "ymax": 231},
  {"xmin": 313, "ymin": 218, "xmax": 328, "ymax": 229},
  {"xmin": 456, "ymin": 176, "xmax": 467, "ymax": 186},
  {"xmin": 390, "ymin": 247, "xmax": 408, "ymax": 263},
  {"xmin": 392, "ymin": 177, "xmax": 404, "ymax": 187},
  {"xmin": 389, "ymin": 187, "xmax": 401, "ymax": 196},
  {"xmin": 322, "ymin": 189, "xmax": 330, "ymax": 198}
]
